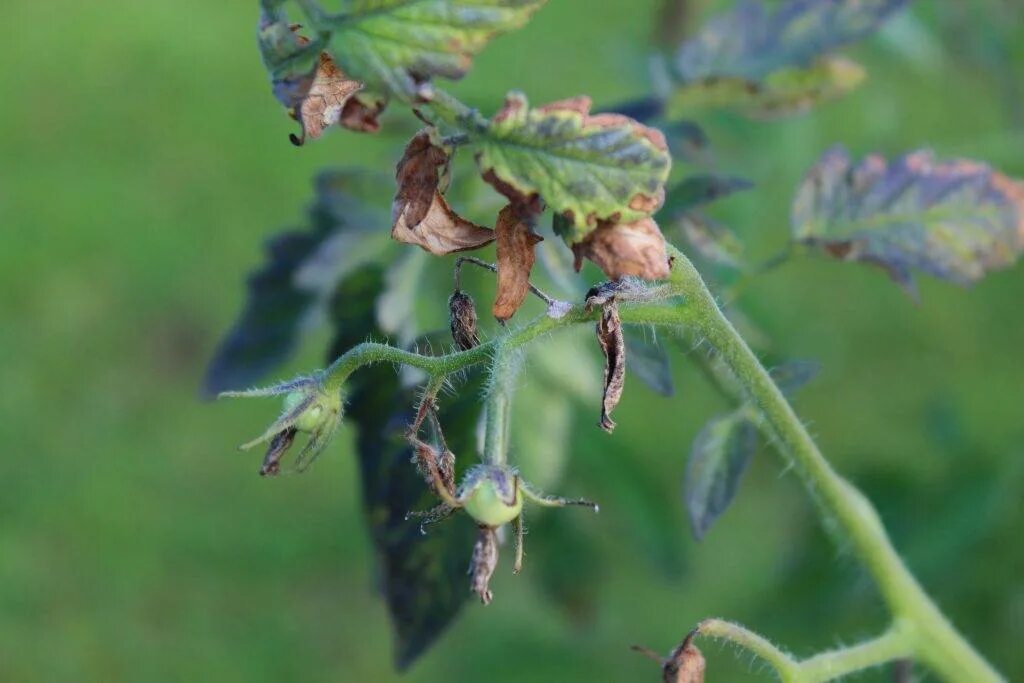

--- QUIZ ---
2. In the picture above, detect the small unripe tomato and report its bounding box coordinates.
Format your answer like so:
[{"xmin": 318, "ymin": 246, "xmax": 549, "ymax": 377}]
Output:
[{"xmin": 463, "ymin": 475, "xmax": 523, "ymax": 527}]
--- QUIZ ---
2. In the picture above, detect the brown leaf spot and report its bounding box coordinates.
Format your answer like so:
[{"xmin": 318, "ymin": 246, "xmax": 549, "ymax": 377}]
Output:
[
  {"xmin": 572, "ymin": 217, "xmax": 671, "ymax": 280},
  {"xmin": 392, "ymin": 131, "xmax": 495, "ymax": 255},
  {"xmin": 492, "ymin": 205, "xmax": 543, "ymax": 321},
  {"xmin": 290, "ymin": 52, "xmax": 363, "ymax": 146},
  {"xmin": 596, "ymin": 303, "xmax": 624, "ymax": 433},
  {"xmin": 492, "ymin": 92, "xmax": 527, "ymax": 125},
  {"xmin": 629, "ymin": 186, "xmax": 666, "ymax": 214}
]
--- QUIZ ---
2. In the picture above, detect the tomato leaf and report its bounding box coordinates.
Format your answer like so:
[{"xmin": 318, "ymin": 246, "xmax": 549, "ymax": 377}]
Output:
[
  {"xmin": 327, "ymin": 264, "xmax": 480, "ymax": 670},
  {"xmin": 684, "ymin": 408, "xmax": 757, "ymax": 539},
  {"xmin": 476, "ymin": 93, "xmax": 672, "ymax": 242},
  {"xmin": 202, "ymin": 171, "xmax": 389, "ymax": 397},
  {"xmin": 666, "ymin": 0, "xmax": 908, "ymax": 117},
  {"xmin": 792, "ymin": 146, "xmax": 1024, "ymax": 297}
]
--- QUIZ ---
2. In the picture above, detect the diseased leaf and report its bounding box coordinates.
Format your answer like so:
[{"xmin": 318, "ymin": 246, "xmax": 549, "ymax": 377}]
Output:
[
  {"xmin": 685, "ymin": 409, "xmax": 757, "ymax": 539},
  {"xmin": 202, "ymin": 171, "xmax": 389, "ymax": 397},
  {"xmin": 769, "ymin": 359, "xmax": 821, "ymax": 397},
  {"xmin": 678, "ymin": 213, "xmax": 745, "ymax": 269},
  {"xmin": 660, "ymin": 175, "xmax": 754, "ymax": 218},
  {"xmin": 624, "ymin": 327, "xmax": 674, "ymax": 397},
  {"xmin": 596, "ymin": 303, "xmax": 625, "ymax": 433},
  {"xmin": 666, "ymin": 0, "xmax": 909, "ymax": 117},
  {"xmin": 392, "ymin": 130, "xmax": 495, "ymax": 255},
  {"xmin": 493, "ymin": 204, "xmax": 542, "ymax": 320},
  {"xmin": 303, "ymin": 0, "xmax": 546, "ymax": 98},
  {"xmin": 568, "ymin": 216, "xmax": 671, "ymax": 280},
  {"xmin": 475, "ymin": 93, "xmax": 672, "ymax": 242},
  {"xmin": 668, "ymin": 57, "xmax": 865, "ymax": 118},
  {"xmin": 290, "ymin": 51, "xmax": 364, "ymax": 146},
  {"xmin": 327, "ymin": 265, "xmax": 479, "ymax": 670},
  {"xmin": 792, "ymin": 146, "xmax": 1024, "ymax": 297}
]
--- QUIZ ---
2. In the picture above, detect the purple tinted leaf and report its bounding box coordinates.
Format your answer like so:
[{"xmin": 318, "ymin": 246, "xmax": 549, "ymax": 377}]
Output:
[
  {"xmin": 202, "ymin": 170, "xmax": 387, "ymax": 397},
  {"xmin": 674, "ymin": 0, "xmax": 909, "ymax": 82},
  {"xmin": 684, "ymin": 409, "xmax": 757, "ymax": 540},
  {"xmin": 328, "ymin": 266, "xmax": 479, "ymax": 670},
  {"xmin": 792, "ymin": 146, "xmax": 1024, "ymax": 296},
  {"xmin": 677, "ymin": 213, "xmax": 746, "ymax": 269}
]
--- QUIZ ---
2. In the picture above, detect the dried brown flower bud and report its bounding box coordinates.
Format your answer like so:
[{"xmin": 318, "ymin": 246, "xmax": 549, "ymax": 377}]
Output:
[
  {"xmin": 664, "ymin": 638, "xmax": 705, "ymax": 683},
  {"xmin": 449, "ymin": 289, "xmax": 480, "ymax": 351},
  {"xmin": 261, "ymin": 427, "xmax": 297, "ymax": 476},
  {"xmin": 470, "ymin": 526, "xmax": 499, "ymax": 605}
]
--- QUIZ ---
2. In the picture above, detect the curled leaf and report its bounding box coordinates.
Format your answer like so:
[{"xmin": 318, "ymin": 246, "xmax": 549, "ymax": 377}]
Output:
[
  {"xmin": 570, "ymin": 216, "xmax": 671, "ymax": 280},
  {"xmin": 288, "ymin": 51, "xmax": 364, "ymax": 146},
  {"xmin": 475, "ymin": 92, "xmax": 671, "ymax": 242},
  {"xmin": 792, "ymin": 146, "xmax": 1024, "ymax": 297},
  {"xmin": 596, "ymin": 303, "xmax": 625, "ymax": 433},
  {"xmin": 470, "ymin": 526, "xmax": 499, "ymax": 605},
  {"xmin": 392, "ymin": 130, "xmax": 495, "ymax": 255},
  {"xmin": 492, "ymin": 204, "xmax": 543, "ymax": 321},
  {"xmin": 339, "ymin": 91, "xmax": 387, "ymax": 133}
]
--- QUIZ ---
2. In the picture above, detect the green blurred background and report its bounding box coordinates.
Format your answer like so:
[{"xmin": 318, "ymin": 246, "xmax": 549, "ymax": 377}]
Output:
[{"xmin": 2, "ymin": 0, "xmax": 1023, "ymax": 680}]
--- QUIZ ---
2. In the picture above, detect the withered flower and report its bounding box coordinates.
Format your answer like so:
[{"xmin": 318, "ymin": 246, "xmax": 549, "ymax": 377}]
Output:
[
  {"xmin": 448, "ymin": 289, "xmax": 480, "ymax": 351},
  {"xmin": 220, "ymin": 373, "xmax": 344, "ymax": 475}
]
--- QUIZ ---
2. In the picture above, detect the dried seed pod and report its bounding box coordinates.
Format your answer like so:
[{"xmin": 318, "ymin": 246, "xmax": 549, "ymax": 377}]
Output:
[
  {"xmin": 596, "ymin": 303, "xmax": 625, "ymax": 433},
  {"xmin": 470, "ymin": 526, "xmax": 499, "ymax": 605},
  {"xmin": 448, "ymin": 289, "xmax": 480, "ymax": 350}
]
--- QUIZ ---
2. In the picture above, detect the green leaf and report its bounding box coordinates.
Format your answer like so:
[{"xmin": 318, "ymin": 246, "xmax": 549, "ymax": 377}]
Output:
[
  {"xmin": 327, "ymin": 264, "xmax": 480, "ymax": 671},
  {"xmin": 684, "ymin": 408, "xmax": 757, "ymax": 540},
  {"xmin": 659, "ymin": 175, "xmax": 754, "ymax": 219},
  {"xmin": 665, "ymin": 0, "xmax": 909, "ymax": 117},
  {"xmin": 677, "ymin": 213, "xmax": 745, "ymax": 269},
  {"xmin": 769, "ymin": 359, "xmax": 821, "ymax": 397},
  {"xmin": 202, "ymin": 170, "xmax": 389, "ymax": 396},
  {"xmin": 300, "ymin": 0, "xmax": 546, "ymax": 98},
  {"xmin": 624, "ymin": 326, "xmax": 674, "ymax": 397},
  {"xmin": 792, "ymin": 146, "xmax": 1024, "ymax": 297},
  {"xmin": 476, "ymin": 93, "xmax": 672, "ymax": 243}
]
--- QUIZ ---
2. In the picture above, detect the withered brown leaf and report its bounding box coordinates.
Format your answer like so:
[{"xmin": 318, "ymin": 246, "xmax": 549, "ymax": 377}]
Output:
[
  {"xmin": 492, "ymin": 204, "xmax": 543, "ymax": 321},
  {"xmin": 339, "ymin": 92, "xmax": 387, "ymax": 133},
  {"xmin": 596, "ymin": 303, "xmax": 625, "ymax": 433},
  {"xmin": 392, "ymin": 130, "xmax": 495, "ymax": 255},
  {"xmin": 289, "ymin": 51, "xmax": 364, "ymax": 146},
  {"xmin": 573, "ymin": 216, "xmax": 671, "ymax": 280}
]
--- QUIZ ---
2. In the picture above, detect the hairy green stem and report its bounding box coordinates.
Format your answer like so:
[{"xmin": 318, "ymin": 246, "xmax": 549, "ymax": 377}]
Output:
[
  {"xmin": 667, "ymin": 246, "xmax": 1002, "ymax": 683},
  {"xmin": 797, "ymin": 626, "xmax": 912, "ymax": 681},
  {"xmin": 482, "ymin": 342, "xmax": 523, "ymax": 465},
  {"xmin": 323, "ymin": 300, "xmax": 696, "ymax": 392}
]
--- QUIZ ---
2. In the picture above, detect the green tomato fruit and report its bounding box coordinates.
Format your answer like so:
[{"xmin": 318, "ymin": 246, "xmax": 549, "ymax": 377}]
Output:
[{"xmin": 463, "ymin": 477, "xmax": 523, "ymax": 527}]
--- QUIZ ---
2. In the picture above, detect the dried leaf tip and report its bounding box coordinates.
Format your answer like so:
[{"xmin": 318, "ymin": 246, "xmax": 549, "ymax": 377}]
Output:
[
  {"xmin": 572, "ymin": 216, "xmax": 671, "ymax": 281},
  {"xmin": 392, "ymin": 130, "xmax": 495, "ymax": 255}
]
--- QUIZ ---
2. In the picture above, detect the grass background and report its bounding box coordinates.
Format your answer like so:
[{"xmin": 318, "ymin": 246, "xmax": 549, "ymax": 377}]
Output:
[{"xmin": 1, "ymin": 0, "xmax": 1022, "ymax": 680}]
